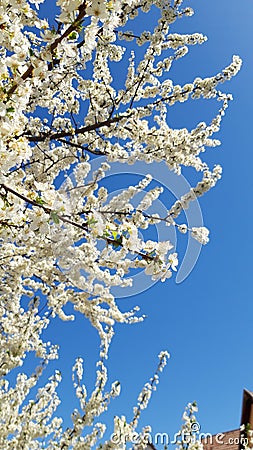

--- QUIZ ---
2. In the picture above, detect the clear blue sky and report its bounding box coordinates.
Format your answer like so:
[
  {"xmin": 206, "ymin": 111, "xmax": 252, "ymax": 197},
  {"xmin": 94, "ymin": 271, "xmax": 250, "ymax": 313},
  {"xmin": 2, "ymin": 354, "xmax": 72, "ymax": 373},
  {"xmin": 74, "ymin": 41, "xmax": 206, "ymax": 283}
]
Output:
[{"xmin": 25, "ymin": 0, "xmax": 253, "ymax": 447}]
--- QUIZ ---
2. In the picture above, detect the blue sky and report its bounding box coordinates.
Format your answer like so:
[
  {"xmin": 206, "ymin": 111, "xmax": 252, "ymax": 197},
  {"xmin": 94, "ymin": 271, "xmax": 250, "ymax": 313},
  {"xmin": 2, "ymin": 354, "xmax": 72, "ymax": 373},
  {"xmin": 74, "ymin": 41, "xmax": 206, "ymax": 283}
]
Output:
[{"xmin": 23, "ymin": 0, "xmax": 253, "ymax": 447}]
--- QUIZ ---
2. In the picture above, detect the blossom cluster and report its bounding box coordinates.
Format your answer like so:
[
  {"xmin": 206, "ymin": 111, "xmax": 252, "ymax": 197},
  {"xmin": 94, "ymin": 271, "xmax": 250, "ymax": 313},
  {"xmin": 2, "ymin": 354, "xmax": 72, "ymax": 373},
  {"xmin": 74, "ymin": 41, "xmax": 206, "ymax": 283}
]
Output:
[
  {"xmin": 0, "ymin": 0, "xmax": 241, "ymax": 447},
  {"xmin": 175, "ymin": 402, "xmax": 204, "ymax": 450}
]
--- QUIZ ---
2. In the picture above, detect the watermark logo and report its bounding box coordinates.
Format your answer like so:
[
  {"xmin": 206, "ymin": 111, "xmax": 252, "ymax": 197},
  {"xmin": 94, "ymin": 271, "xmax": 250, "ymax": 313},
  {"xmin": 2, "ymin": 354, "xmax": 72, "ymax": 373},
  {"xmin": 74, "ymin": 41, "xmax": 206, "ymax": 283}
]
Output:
[{"xmin": 110, "ymin": 422, "xmax": 249, "ymax": 447}]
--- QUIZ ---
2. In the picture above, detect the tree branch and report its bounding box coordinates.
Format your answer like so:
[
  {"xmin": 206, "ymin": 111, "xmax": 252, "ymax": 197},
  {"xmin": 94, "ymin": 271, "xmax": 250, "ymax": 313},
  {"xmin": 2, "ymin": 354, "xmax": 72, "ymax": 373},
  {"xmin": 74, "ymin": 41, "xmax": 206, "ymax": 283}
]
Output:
[
  {"xmin": 0, "ymin": 184, "xmax": 154, "ymax": 263},
  {"xmin": 7, "ymin": 2, "xmax": 88, "ymax": 97},
  {"xmin": 23, "ymin": 113, "xmax": 131, "ymax": 143}
]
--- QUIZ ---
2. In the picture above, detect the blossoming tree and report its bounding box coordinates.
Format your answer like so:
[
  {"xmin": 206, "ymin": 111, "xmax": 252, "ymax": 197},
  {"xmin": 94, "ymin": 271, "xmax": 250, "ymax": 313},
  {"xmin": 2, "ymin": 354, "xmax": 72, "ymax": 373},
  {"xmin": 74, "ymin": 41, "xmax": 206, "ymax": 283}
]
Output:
[{"xmin": 0, "ymin": 0, "xmax": 241, "ymax": 448}]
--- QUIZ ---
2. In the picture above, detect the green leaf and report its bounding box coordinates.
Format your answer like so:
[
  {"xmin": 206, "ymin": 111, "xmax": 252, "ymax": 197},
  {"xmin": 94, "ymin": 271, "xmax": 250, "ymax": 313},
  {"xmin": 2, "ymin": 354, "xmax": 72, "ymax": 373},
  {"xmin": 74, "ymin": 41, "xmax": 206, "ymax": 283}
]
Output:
[
  {"xmin": 1, "ymin": 195, "xmax": 12, "ymax": 208},
  {"xmin": 50, "ymin": 211, "xmax": 60, "ymax": 224},
  {"xmin": 112, "ymin": 235, "xmax": 122, "ymax": 249},
  {"xmin": 35, "ymin": 196, "xmax": 47, "ymax": 205},
  {"xmin": 111, "ymin": 230, "xmax": 118, "ymax": 240},
  {"xmin": 68, "ymin": 31, "xmax": 78, "ymax": 40},
  {"xmin": 147, "ymin": 250, "xmax": 156, "ymax": 258},
  {"xmin": 87, "ymin": 217, "xmax": 98, "ymax": 226}
]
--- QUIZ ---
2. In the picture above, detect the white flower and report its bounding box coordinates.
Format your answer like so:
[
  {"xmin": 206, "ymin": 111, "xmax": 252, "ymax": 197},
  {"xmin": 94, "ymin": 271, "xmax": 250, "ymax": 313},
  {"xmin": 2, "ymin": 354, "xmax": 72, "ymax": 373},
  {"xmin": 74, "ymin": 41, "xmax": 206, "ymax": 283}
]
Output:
[
  {"xmin": 91, "ymin": 211, "xmax": 105, "ymax": 235},
  {"xmin": 178, "ymin": 224, "xmax": 188, "ymax": 234},
  {"xmin": 168, "ymin": 253, "xmax": 178, "ymax": 271},
  {"xmin": 0, "ymin": 120, "xmax": 11, "ymax": 136},
  {"xmin": 87, "ymin": 0, "xmax": 108, "ymax": 20},
  {"xmin": 0, "ymin": 102, "xmax": 6, "ymax": 117},
  {"xmin": 191, "ymin": 226, "xmax": 210, "ymax": 245}
]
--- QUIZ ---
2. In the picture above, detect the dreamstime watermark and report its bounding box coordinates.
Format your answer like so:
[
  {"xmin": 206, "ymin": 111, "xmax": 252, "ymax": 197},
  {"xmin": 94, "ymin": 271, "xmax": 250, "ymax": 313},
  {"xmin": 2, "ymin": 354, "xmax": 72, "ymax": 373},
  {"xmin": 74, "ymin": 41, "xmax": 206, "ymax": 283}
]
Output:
[
  {"xmin": 110, "ymin": 422, "xmax": 249, "ymax": 447},
  {"xmin": 56, "ymin": 158, "xmax": 205, "ymax": 297}
]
